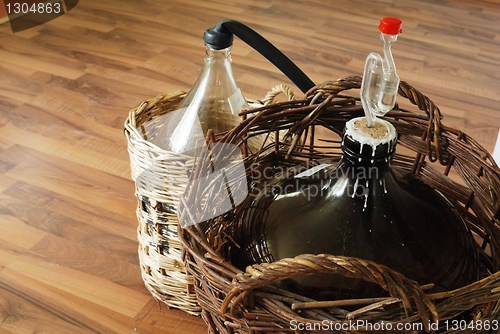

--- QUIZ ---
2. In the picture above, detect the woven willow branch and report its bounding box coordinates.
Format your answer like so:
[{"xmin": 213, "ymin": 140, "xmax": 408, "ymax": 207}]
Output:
[{"xmin": 178, "ymin": 77, "xmax": 500, "ymax": 333}]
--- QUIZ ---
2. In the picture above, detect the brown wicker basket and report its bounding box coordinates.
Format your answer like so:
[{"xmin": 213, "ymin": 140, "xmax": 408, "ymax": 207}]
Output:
[
  {"xmin": 124, "ymin": 86, "xmax": 295, "ymax": 315},
  {"xmin": 178, "ymin": 76, "xmax": 500, "ymax": 333}
]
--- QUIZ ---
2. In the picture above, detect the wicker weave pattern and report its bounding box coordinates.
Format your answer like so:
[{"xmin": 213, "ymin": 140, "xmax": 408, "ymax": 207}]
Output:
[
  {"xmin": 124, "ymin": 91, "xmax": 200, "ymax": 314},
  {"xmin": 179, "ymin": 76, "xmax": 500, "ymax": 332},
  {"xmin": 125, "ymin": 87, "xmax": 295, "ymax": 315}
]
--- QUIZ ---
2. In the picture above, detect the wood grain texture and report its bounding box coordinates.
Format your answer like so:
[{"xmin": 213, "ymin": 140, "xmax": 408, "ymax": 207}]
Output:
[
  {"xmin": 0, "ymin": 1, "xmax": 5, "ymax": 21},
  {"xmin": 1, "ymin": 0, "xmax": 500, "ymax": 333}
]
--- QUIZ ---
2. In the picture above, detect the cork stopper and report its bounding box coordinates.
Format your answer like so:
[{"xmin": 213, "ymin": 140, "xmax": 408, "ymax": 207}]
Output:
[
  {"xmin": 353, "ymin": 118, "xmax": 388, "ymax": 139},
  {"xmin": 342, "ymin": 117, "xmax": 397, "ymax": 163}
]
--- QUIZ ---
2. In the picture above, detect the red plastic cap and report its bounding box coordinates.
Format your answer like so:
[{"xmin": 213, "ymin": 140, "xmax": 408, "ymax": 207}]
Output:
[{"xmin": 379, "ymin": 17, "xmax": 402, "ymax": 35}]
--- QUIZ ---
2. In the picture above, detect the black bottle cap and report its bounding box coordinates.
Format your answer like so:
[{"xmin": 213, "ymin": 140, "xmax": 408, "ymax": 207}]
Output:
[
  {"xmin": 203, "ymin": 19, "xmax": 234, "ymax": 50},
  {"xmin": 341, "ymin": 117, "xmax": 398, "ymax": 164}
]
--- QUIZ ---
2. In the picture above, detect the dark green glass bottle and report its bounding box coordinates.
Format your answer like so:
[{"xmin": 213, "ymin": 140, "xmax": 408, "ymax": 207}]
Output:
[{"xmin": 231, "ymin": 117, "xmax": 479, "ymax": 300}]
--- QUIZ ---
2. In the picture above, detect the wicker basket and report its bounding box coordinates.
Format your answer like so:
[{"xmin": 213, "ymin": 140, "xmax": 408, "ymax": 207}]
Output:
[
  {"xmin": 178, "ymin": 76, "xmax": 500, "ymax": 332},
  {"xmin": 124, "ymin": 86, "xmax": 295, "ymax": 315}
]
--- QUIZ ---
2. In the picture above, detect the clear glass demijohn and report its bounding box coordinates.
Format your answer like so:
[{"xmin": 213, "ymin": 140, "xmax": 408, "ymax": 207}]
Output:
[
  {"xmin": 137, "ymin": 23, "xmax": 263, "ymax": 227},
  {"xmin": 142, "ymin": 24, "xmax": 257, "ymax": 156},
  {"xmin": 155, "ymin": 45, "xmax": 250, "ymax": 155}
]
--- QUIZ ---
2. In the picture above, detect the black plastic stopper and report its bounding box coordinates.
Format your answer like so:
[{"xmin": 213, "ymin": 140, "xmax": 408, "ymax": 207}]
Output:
[{"xmin": 203, "ymin": 20, "xmax": 234, "ymax": 50}]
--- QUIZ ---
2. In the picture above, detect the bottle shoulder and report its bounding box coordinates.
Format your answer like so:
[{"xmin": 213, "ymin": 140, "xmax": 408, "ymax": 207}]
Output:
[{"xmin": 232, "ymin": 158, "xmax": 479, "ymax": 294}]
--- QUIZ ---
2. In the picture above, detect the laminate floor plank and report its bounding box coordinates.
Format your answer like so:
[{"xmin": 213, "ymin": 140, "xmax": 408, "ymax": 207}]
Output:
[
  {"xmin": 29, "ymin": 233, "xmax": 148, "ymax": 293},
  {"xmin": 0, "ymin": 193, "xmax": 138, "ymax": 267},
  {"xmin": 0, "ymin": 277, "xmax": 96, "ymax": 334},
  {"xmin": 43, "ymin": 194, "xmax": 138, "ymax": 242},
  {"xmin": 31, "ymin": 33, "xmax": 139, "ymax": 72},
  {"xmin": 7, "ymin": 253, "xmax": 150, "ymax": 318},
  {"xmin": 0, "ymin": 102, "xmax": 130, "ymax": 161},
  {"xmin": 0, "ymin": 48, "xmax": 85, "ymax": 80},
  {"xmin": 0, "ymin": 175, "xmax": 16, "ymax": 193},
  {"xmin": 135, "ymin": 299, "xmax": 207, "ymax": 334},
  {"xmin": 0, "ymin": 269, "xmax": 162, "ymax": 334},
  {"xmin": 29, "ymin": 88, "xmax": 129, "ymax": 128},
  {"xmin": 0, "ymin": 180, "xmax": 135, "ymax": 237},
  {"xmin": 0, "ymin": 214, "xmax": 47, "ymax": 252},
  {"xmin": 31, "ymin": 27, "xmax": 152, "ymax": 69},
  {"xmin": 0, "ymin": 124, "xmax": 130, "ymax": 178},
  {"xmin": 0, "ymin": 145, "xmax": 136, "ymax": 219},
  {"xmin": 0, "ymin": 63, "xmax": 46, "ymax": 105},
  {"xmin": 0, "ymin": 240, "xmax": 25, "ymax": 272}
]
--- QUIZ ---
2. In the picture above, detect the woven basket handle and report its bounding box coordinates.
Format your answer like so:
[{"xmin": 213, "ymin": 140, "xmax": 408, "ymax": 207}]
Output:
[
  {"xmin": 223, "ymin": 253, "xmax": 438, "ymax": 329},
  {"xmin": 397, "ymin": 80, "xmax": 446, "ymax": 164},
  {"xmin": 304, "ymin": 76, "xmax": 447, "ymax": 164}
]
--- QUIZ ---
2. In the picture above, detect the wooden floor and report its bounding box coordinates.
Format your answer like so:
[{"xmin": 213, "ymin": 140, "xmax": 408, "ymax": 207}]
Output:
[{"xmin": 1, "ymin": 0, "xmax": 500, "ymax": 333}]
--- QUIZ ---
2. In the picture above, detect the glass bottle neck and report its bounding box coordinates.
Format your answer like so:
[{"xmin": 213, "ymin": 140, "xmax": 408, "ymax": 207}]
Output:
[
  {"xmin": 341, "ymin": 136, "xmax": 396, "ymax": 165},
  {"xmin": 205, "ymin": 45, "xmax": 232, "ymax": 61},
  {"xmin": 343, "ymin": 154, "xmax": 392, "ymax": 168},
  {"xmin": 341, "ymin": 117, "xmax": 397, "ymax": 165},
  {"xmin": 162, "ymin": 44, "xmax": 247, "ymax": 155}
]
